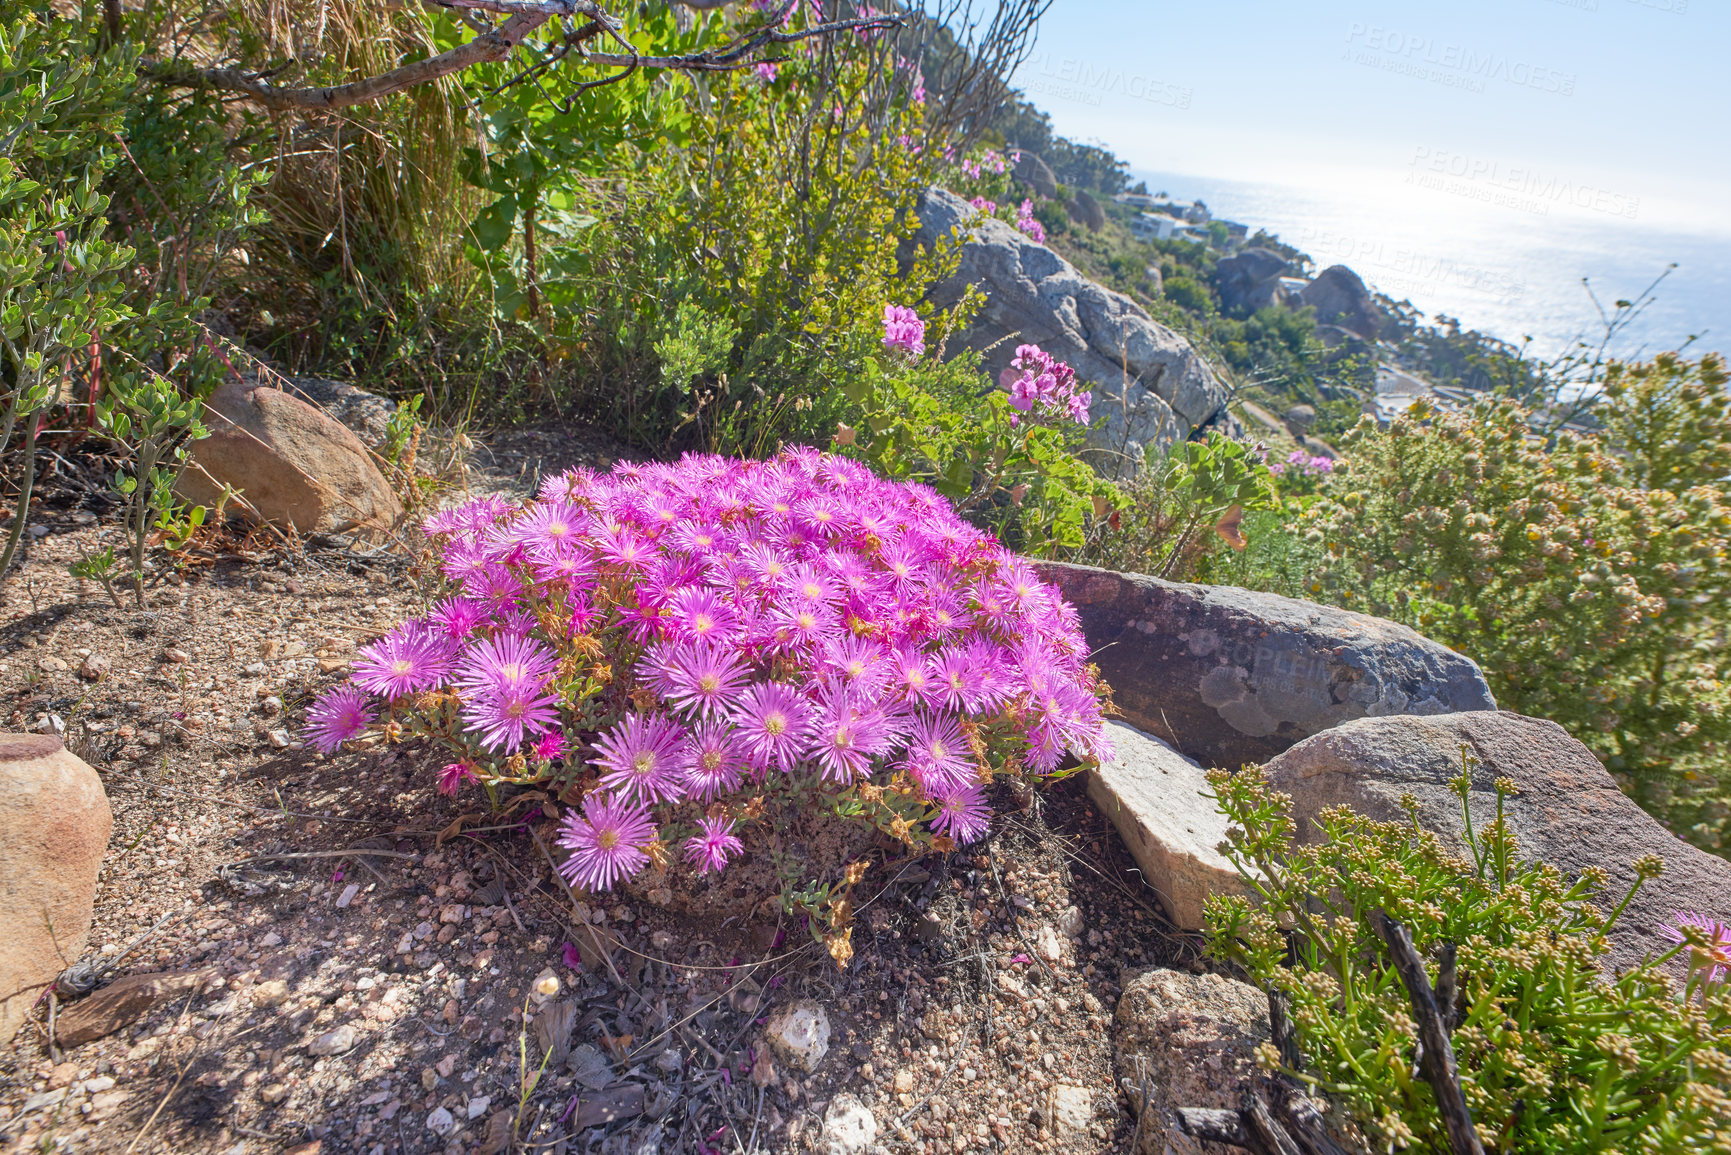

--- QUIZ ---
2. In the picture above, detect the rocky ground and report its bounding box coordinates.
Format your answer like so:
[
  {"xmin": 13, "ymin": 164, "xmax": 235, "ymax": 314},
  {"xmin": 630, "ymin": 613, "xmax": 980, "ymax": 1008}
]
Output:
[{"xmin": 0, "ymin": 422, "xmax": 1201, "ymax": 1155}]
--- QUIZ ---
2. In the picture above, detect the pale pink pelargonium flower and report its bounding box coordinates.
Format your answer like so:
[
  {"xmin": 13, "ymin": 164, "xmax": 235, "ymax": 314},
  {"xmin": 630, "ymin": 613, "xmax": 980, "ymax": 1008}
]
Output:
[{"xmin": 882, "ymin": 305, "xmax": 926, "ymax": 357}]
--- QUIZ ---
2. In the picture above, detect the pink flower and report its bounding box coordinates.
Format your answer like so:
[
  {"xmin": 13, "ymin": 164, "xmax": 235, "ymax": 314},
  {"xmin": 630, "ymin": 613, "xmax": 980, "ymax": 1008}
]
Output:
[
  {"xmin": 968, "ymin": 196, "xmax": 997, "ymax": 215},
  {"xmin": 755, "ymin": 61, "xmax": 779, "ymax": 82},
  {"xmin": 679, "ymin": 720, "xmax": 745, "ymax": 801},
  {"xmin": 556, "ymin": 796, "xmax": 657, "ymax": 892},
  {"xmin": 1663, "ymin": 911, "xmax": 1731, "ymax": 983},
  {"xmin": 438, "ymin": 760, "xmax": 479, "ymax": 796},
  {"xmin": 592, "ymin": 713, "xmax": 687, "ymax": 804},
  {"xmin": 1015, "ymin": 199, "xmax": 1046, "ymax": 244},
  {"xmin": 732, "ymin": 682, "xmax": 813, "ymax": 772},
  {"xmin": 882, "ymin": 305, "xmax": 926, "ymax": 357},
  {"xmin": 684, "ymin": 816, "xmax": 744, "ymax": 875},
  {"xmin": 531, "ymin": 730, "xmax": 568, "ymax": 762},
  {"xmin": 352, "ymin": 625, "xmax": 451, "ymax": 699},
  {"xmin": 561, "ymin": 942, "xmax": 583, "ymax": 970},
  {"xmin": 305, "ymin": 685, "xmax": 373, "ymax": 753},
  {"xmin": 931, "ymin": 782, "xmax": 990, "ymax": 843}
]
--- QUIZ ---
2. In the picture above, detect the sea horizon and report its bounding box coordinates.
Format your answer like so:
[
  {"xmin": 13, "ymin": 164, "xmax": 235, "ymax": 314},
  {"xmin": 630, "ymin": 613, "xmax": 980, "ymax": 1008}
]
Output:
[{"xmin": 1129, "ymin": 166, "xmax": 1729, "ymax": 364}]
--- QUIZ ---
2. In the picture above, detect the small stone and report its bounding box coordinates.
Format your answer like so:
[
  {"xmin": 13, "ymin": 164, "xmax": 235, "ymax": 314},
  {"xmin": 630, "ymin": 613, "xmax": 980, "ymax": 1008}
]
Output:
[
  {"xmin": 336, "ymin": 883, "xmax": 360, "ymax": 909},
  {"xmin": 893, "ymin": 1069, "xmax": 915, "ymax": 1094},
  {"xmin": 163, "ymin": 648, "xmax": 190, "ymax": 663},
  {"xmin": 420, "ymin": 1068, "xmax": 438, "ymax": 1092},
  {"xmin": 244, "ymin": 662, "xmax": 266, "ymax": 676},
  {"xmin": 426, "ymin": 1106, "xmax": 455, "ymax": 1136},
  {"xmin": 258, "ymin": 931, "xmax": 283, "ymax": 948},
  {"xmin": 442, "ymin": 999, "xmax": 459, "ymax": 1025},
  {"xmin": 764, "ymin": 999, "xmax": 830, "ymax": 1073},
  {"xmin": 47, "ymin": 1062, "xmax": 79, "ymax": 1089},
  {"xmin": 267, "ymin": 729, "xmax": 290, "ymax": 748},
  {"xmin": 1056, "ymin": 906, "xmax": 1084, "ymax": 939},
  {"xmin": 37, "ymin": 656, "xmax": 68, "ymax": 673},
  {"xmin": 530, "ymin": 968, "xmax": 559, "ymax": 1004},
  {"xmin": 254, "ymin": 979, "xmax": 289, "ymax": 1007},
  {"xmin": 819, "ymin": 1093, "xmax": 878, "ymax": 1155},
  {"xmin": 751, "ymin": 1047, "xmax": 777, "ymax": 1088},
  {"xmin": 1035, "ymin": 925, "xmax": 1063, "ymax": 963},
  {"xmin": 55, "ymin": 970, "xmax": 210, "ymax": 1046},
  {"xmin": 260, "ymin": 1083, "xmax": 290, "ymax": 1105},
  {"xmin": 308, "ymin": 1024, "xmax": 356, "ymax": 1055},
  {"xmin": 81, "ymin": 1076, "xmax": 116, "ymax": 1094},
  {"xmin": 436, "ymin": 1053, "xmax": 457, "ymax": 1079},
  {"xmin": 1046, "ymin": 1084, "xmax": 1093, "ymax": 1136},
  {"xmin": 78, "ymin": 655, "xmax": 110, "ymax": 681},
  {"xmin": 467, "ymin": 1095, "xmax": 491, "ymax": 1120}
]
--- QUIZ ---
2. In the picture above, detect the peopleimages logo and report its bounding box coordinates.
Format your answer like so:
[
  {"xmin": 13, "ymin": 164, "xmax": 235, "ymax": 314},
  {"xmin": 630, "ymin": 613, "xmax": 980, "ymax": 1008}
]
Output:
[
  {"xmin": 1292, "ymin": 226, "xmax": 1529, "ymax": 304},
  {"xmin": 1023, "ymin": 52, "xmax": 1193, "ymax": 110},
  {"xmin": 1343, "ymin": 23, "xmax": 1577, "ymax": 96},
  {"xmin": 1406, "ymin": 147, "xmax": 1641, "ymax": 220}
]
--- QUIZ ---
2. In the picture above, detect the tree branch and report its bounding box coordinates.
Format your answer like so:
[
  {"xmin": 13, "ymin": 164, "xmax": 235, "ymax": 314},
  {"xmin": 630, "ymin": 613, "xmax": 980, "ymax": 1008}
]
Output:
[{"xmin": 141, "ymin": 12, "xmax": 552, "ymax": 111}]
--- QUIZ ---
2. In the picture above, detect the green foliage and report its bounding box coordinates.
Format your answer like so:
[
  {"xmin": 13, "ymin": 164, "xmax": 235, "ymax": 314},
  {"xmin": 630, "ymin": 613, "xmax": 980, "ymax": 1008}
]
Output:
[
  {"xmin": 841, "ymin": 332, "xmax": 1115, "ymax": 555},
  {"xmin": 0, "ymin": 11, "xmax": 138, "ymax": 575},
  {"xmin": 653, "ymin": 301, "xmax": 740, "ymax": 394},
  {"xmin": 562, "ymin": 34, "xmax": 948, "ymax": 454},
  {"xmin": 1304, "ymin": 356, "xmax": 1731, "ymax": 850},
  {"xmin": 1205, "ymin": 759, "xmax": 1731, "ymax": 1154},
  {"xmin": 1078, "ymin": 432, "xmax": 1279, "ymax": 578},
  {"xmin": 95, "ymin": 365, "xmax": 209, "ymax": 604}
]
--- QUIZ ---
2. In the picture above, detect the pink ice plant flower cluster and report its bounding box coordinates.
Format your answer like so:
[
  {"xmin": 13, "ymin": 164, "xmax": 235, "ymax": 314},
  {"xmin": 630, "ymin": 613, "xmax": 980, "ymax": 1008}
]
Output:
[
  {"xmin": 1015, "ymin": 198, "xmax": 1046, "ymax": 244},
  {"xmin": 1000, "ymin": 343, "xmax": 1091, "ymax": 427},
  {"xmin": 881, "ymin": 305, "xmax": 926, "ymax": 356},
  {"xmin": 303, "ymin": 450, "xmax": 1109, "ymax": 894}
]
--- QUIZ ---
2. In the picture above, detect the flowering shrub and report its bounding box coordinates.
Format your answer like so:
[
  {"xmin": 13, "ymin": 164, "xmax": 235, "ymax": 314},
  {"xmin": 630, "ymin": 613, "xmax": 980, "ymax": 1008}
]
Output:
[
  {"xmin": 1266, "ymin": 447, "xmax": 1337, "ymax": 497},
  {"xmin": 1000, "ymin": 343, "xmax": 1090, "ymax": 426},
  {"xmin": 842, "ymin": 305, "xmax": 1118, "ymax": 552},
  {"xmin": 1014, "ymin": 197, "xmax": 1046, "ymax": 244},
  {"xmin": 305, "ymin": 451, "xmax": 1110, "ymax": 954},
  {"xmin": 1206, "ymin": 761, "xmax": 1731, "ymax": 1154},
  {"xmin": 1304, "ymin": 357, "xmax": 1731, "ymax": 851}
]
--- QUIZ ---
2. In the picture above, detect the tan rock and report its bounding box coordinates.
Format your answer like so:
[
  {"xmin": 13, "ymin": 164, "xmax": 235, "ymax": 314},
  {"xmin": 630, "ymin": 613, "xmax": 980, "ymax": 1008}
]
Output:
[
  {"xmin": 177, "ymin": 379, "xmax": 403, "ymax": 535},
  {"xmin": 56, "ymin": 970, "xmax": 211, "ymax": 1047},
  {"xmin": 0, "ymin": 734, "xmax": 112, "ymax": 1044},
  {"xmin": 1088, "ymin": 722, "xmax": 1245, "ymax": 929},
  {"xmin": 1113, "ymin": 969, "xmax": 1271, "ymax": 1155}
]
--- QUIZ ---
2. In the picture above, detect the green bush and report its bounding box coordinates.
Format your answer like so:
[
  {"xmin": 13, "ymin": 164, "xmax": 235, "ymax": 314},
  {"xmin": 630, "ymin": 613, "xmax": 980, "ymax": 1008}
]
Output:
[
  {"xmin": 1303, "ymin": 355, "xmax": 1731, "ymax": 849},
  {"xmin": 1206, "ymin": 761, "xmax": 1731, "ymax": 1154},
  {"xmin": 1077, "ymin": 432, "xmax": 1279, "ymax": 578}
]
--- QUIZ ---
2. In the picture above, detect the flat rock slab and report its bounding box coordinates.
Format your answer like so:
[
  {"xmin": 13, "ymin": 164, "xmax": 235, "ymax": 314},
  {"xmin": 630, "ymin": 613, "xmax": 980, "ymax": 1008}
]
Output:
[
  {"xmin": 1262, "ymin": 711, "xmax": 1731, "ymax": 973},
  {"xmin": 56, "ymin": 970, "xmax": 212, "ymax": 1047},
  {"xmin": 1037, "ymin": 562, "xmax": 1497, "ymax": 770},
  {"xmin": 1089, "ymin": 722, "xmax": 1243, "ymax": 929}
]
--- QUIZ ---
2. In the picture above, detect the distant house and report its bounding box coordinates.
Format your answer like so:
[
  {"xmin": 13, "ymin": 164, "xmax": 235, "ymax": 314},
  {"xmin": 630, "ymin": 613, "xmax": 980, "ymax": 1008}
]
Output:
[
  {"xmin": 1114, "ymin": 192, "xmax": 1161, "ymax": 210},
  {"xmin": 1183, "ymin": 200, "xmax": 1211, "ymax": 224},
  {"xmin": 1130, "ymin": 213, "xmax": 1179, "ymax": 242},
  {"xmin": 1222, "ymin": 221, "xmax": 1249, "ymax": 243}
]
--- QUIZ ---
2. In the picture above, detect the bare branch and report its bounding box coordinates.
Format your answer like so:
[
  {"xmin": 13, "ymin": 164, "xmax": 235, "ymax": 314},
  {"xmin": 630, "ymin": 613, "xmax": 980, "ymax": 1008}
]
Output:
[
  {"xmin": 1373, "ymin": 911, "xmax": 1485, "ymax": 1155},
  {"xmin": 142, "ymin": 13, "xmax": 552, "ymax": 111}
]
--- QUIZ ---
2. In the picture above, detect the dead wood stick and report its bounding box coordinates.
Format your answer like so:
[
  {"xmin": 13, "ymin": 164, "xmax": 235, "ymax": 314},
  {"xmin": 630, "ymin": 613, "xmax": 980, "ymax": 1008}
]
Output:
[{"xmin": 1373, "ymin": 910, "xmax": 1485, "ymax": 1155}]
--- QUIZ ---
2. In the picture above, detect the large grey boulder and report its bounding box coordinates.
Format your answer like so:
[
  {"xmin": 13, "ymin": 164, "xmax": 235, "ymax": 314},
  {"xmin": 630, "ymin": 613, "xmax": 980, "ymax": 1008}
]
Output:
[
  {"xmin": 1262, "ymin": 712, "xmax": 1731, "ymax": 973},
  {"xmin": 1214, "ymin": 248, "xmax": 1289, "ymax": 316},
  {"xmin": 915, "ymin": 188, "xmax": 1231, "ymax": 473},
  {"xmin": 1068, "ymin": 190, "xmax": 1106, "ymax": 232},
  {"xmin": 1299, "ymin": 265, "xmax": 1380, "ymax": 339},
  {"xmin": 1113, "ymin": 969, "xmax": 1270, "ymax": 1155},
  {"xmin": 1089, "ymin": 723, "xmax": 1243, "ymax": 929},
  {"xmin": 1013, "ymin": 150, "xmax": 1059, "ymax": 199},
  {"xmin": 1035, "ymin": 562, "xmax": 1497, "ymax": 769}
]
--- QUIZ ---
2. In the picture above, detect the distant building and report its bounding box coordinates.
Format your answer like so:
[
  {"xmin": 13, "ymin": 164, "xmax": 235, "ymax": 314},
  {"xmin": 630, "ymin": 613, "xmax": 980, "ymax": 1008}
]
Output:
[
  {"xmin": 1114, "ymin": 192, "xmax": 1161, "ymax": 210},
  {"xmin": 1183, "ymin": 200, "xmax": 1211, "ymax": 224},
  {"xmin": 1130, "ymin": 213, "xmax": 1179, "ymax": 242},
  {"xmin": 1222, "ymin": 221, "xmax": 1249, "ymax": 243}
]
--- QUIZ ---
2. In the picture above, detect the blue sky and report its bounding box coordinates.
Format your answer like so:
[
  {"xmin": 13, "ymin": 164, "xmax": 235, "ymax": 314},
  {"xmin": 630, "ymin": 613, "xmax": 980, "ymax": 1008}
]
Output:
[{"xmin": 1008, "ymin": 0, "xmax": 1727, "ymax": 238}]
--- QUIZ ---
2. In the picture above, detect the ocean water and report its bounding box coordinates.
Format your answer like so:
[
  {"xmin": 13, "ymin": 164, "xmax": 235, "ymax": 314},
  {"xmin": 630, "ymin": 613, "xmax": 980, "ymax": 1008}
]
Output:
[{"xmin": 1131, "ymin": 168, "xmax": 1730, "ymax": 360}]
